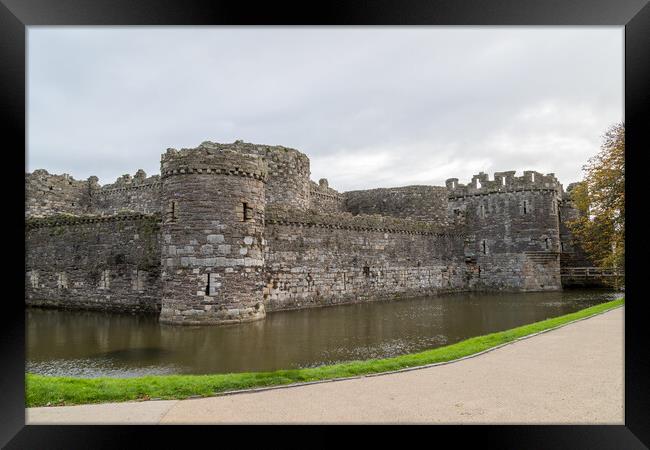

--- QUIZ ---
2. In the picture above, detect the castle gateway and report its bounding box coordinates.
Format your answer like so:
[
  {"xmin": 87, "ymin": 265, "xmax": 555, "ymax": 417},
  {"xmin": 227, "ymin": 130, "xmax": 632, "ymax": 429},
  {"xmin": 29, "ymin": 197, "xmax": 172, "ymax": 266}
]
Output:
[{"xmin": 25, "ymin": 141, "xmax": 589, "ymax": 325}]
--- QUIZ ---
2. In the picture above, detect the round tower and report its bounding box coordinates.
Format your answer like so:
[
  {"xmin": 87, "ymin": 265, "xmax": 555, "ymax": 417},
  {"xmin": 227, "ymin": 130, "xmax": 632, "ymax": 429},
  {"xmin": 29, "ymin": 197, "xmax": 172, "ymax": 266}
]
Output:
[{"xmin": 159, "ymin": 143, "xmax": 268, "ymax": 325}]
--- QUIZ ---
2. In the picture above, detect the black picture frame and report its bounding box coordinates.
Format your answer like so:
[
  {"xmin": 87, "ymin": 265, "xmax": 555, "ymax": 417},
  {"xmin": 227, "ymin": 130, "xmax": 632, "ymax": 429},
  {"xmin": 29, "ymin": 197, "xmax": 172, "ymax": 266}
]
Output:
[{"xmin": 2, "ymin": 0, "xmax": 648, "ymax": 447}]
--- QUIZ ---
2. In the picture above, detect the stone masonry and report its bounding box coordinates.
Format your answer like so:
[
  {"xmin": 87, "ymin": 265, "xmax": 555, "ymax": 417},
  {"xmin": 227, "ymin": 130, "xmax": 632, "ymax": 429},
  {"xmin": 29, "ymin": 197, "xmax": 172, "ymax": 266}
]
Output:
[{"xmin": 25, "ymin": 140, "xmax": 586, "ymax": 325}]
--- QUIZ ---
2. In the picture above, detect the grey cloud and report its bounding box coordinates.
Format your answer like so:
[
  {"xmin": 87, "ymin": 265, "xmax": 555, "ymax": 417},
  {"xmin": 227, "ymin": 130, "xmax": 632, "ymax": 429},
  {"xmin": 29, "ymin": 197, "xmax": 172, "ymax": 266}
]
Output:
[{"xmin": 28, "ymin": 27, "xmax": 622, "ymax": 191}]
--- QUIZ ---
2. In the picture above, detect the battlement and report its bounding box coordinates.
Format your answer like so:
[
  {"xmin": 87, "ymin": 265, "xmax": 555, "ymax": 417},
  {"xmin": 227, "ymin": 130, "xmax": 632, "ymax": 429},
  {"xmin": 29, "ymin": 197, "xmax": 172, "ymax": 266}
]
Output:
[
  {"xmin": 190, "ymin": 140, "xmax": 308, "ymax": 160},
  {"xmin": 161, "ymin": 141, "xmax": 268, "ymax": 181},
  {"xmin": 446, "ymin": 170, "xmax": 563, "ymax": 198},
  {"xmin": 99, "ymin": 170, "xmax": 160, "ymax": 189},
  {"xmin": 309, "ymin": 179, "xmax": 343, "ymax": 200},
  {"xmin": 26, "ymin": 169, "xmax": 93, "ymax": 218}
]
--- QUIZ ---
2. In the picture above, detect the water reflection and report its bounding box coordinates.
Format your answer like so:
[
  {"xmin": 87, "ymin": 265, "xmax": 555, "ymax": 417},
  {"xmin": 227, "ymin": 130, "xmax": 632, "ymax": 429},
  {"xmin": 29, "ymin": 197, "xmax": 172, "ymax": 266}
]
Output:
[{"xmin": 26, "ymin": 289, "xmax": 619, "ymax": 377}]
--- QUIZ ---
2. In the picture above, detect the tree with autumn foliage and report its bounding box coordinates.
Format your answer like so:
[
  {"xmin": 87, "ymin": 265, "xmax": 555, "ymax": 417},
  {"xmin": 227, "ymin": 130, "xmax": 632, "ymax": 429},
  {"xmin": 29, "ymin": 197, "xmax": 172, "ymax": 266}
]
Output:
[{"xmin": 566, "ymin": 123, "xmax": 624, "ymax": 270}]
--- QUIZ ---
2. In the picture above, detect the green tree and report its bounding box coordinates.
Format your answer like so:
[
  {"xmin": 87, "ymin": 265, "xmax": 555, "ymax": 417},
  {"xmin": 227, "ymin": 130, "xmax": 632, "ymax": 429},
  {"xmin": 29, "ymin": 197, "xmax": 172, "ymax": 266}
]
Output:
[{"xmin": 567, "ymin": 122, "xmax": 624, "ymax": 270}]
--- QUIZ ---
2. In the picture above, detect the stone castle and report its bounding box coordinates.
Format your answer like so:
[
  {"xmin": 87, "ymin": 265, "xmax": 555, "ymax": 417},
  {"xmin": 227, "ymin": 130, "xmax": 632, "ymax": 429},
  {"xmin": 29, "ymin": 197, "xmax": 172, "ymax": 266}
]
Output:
[{"xmin": 25, "ymin": 140, "xmax": 591, "ymax": 325}]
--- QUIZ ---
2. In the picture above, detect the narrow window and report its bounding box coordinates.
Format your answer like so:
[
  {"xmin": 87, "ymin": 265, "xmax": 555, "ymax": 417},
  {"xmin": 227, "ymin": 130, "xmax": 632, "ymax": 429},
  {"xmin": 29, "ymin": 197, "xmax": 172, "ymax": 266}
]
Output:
[
  {"xmin": 167, "ymin": 200, "xmax": 177, "ymax": 222},
  {"xmin": 523, "ymin": 200, "xmax": 527, "ymax": 214},
  {"xmin": 363, "ymin": 266, "xmax": 370, "ymax": 277},
  {"xmin": 531, "ymin": 173, "xmax": 535, "ymax": 182},
  {"xmin": 545, "ymin": 238, "xmax": 549, "ymax": 250},
  {"xmin": 479, "ymin": 204, "xmax": 485, "ymax": 218},
  {"xmin": 243, "ymin": 202, "xmax": 254, "ymax": 221},
  {"xmin": 502, "ymin": 177, "xmax": 506, "ymax": 186},
  {"xmin": 561, "ymin": 242, "xmax": 565, "ymax": 252},
  {"xmin": 481, "ymin": 240, "xmax": 487, "ymax": 255},
  {"xmin": 205, "ymin": 273, "xmax": 211, "ymax": 296}
]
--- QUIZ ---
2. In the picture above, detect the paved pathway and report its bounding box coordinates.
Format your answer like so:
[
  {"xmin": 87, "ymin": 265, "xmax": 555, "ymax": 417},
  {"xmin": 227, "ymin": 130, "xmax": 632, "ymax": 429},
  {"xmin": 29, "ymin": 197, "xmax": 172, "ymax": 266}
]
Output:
[{"xmin": 27, "ymin": 307, "xmax": 624, "ymax": 424}]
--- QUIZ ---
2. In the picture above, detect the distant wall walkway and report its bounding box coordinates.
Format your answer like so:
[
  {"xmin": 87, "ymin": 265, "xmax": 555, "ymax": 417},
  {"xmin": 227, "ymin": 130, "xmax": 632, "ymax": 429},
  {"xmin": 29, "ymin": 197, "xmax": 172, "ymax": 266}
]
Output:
[{"xmin": 27, "ymin": 307, "xmax": 624, "ymax": 424}]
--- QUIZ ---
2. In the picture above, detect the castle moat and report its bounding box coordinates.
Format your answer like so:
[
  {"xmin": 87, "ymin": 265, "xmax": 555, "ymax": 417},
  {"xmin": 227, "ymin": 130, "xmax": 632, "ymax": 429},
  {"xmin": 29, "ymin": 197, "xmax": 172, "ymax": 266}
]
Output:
[{"xmin": 26, "ymin": 289, "xmax": 618, "ymax": 378}]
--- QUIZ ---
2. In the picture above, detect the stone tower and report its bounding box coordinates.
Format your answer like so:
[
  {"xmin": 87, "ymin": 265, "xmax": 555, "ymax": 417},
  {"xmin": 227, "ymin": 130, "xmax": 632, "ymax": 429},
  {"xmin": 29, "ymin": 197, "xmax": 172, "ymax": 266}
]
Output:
[
  {"xmin": 158, "ymin": 143, "xmax": 268, "ymax": 325},
  {"xmin": 447, "ymin": 170, "xmax": 563, "ymax": 291}
]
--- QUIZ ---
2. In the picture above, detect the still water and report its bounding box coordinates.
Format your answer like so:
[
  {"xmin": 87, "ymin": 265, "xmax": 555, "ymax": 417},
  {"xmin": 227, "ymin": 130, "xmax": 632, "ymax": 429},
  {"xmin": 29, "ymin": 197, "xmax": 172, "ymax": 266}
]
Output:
[{"xmin": 26, "ymin": 290, "xmax": 619, "ymax": 378}]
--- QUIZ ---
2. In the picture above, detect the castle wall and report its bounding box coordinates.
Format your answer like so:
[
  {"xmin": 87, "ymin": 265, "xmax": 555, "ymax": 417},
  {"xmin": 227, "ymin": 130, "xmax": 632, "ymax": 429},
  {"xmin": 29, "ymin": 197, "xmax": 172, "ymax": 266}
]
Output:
[
  {"xmin": 257, "ymin": 145, "xmax": 310, "ymax": 210},
  {"xmin": 26, "ymin": 139, "xmax": 584, "ymax": 325},
  {"xmin": 159, "ymin": 145, "xmax": 268, "ymax": 325},
  {"xmin": 197, "ymin": 141, "xmax": 311, "ymax": 210},
  {"xmin": 91, "ymin": 170, "xmax": 162, "ymax": 215},
  {"xmin": 448, "ymin": 171, "xmax": 562, "ymax": 291},
  {"xmin": 25, "ymin": 213, "xmax": 161, "ymax": 313},
  {"xmin": 26, "ymin": 169, "xmax": 162, "ymax": 218},
  {"xmin": 309, "ymin": 179, "xmax": 344, "ymax": 212},
  {"xmin": 26, "ymin": 170, "xmax": 92, "ymax": 217},
  {"xmin": 263, "ymin": 208, "xmax": 467, "ymax": 311},
  {"xmin": 344, "ymin": 186, "xmax": 451, "ymax": 224}
]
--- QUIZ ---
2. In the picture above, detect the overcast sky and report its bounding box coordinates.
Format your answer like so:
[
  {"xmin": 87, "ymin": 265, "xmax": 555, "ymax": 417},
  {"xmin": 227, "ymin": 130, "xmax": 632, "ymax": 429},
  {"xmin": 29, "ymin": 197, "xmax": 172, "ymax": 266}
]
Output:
[{"xmin": 27, "ymin": 27, "xmax": 623, "ymax": 191}]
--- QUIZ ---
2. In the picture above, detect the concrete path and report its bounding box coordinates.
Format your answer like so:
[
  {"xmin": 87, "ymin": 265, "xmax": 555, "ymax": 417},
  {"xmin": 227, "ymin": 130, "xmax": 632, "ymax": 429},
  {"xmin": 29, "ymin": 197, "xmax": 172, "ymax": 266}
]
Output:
[{"xmin": 27, "ymin": 307, "xmax": 624, "ymax": 424}]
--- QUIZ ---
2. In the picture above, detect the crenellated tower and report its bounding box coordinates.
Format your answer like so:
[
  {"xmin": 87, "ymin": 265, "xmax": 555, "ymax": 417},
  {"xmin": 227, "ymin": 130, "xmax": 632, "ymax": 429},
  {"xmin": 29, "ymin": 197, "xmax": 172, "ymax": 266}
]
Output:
[
  {"xmin": 446, "ymin": 170, "xmax": 563, "ymax": 291},
  {"xmin": 158, "ymin": 143, "xmax": 268, "ymax": 325}
]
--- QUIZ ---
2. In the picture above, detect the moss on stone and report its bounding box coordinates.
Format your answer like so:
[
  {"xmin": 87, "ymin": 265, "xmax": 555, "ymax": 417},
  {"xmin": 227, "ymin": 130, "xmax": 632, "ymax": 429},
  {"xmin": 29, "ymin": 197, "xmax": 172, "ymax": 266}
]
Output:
[{"xmin": 265, "ymin": 205, "xmax": 458, "ymax": 235}]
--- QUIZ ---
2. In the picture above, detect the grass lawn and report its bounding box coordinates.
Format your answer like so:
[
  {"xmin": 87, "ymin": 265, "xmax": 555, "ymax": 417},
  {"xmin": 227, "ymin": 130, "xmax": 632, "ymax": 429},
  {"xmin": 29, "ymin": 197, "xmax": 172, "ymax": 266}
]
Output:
[{"xmin": 26, "ymin": 297, "xmax": 624, "ymax": 407}]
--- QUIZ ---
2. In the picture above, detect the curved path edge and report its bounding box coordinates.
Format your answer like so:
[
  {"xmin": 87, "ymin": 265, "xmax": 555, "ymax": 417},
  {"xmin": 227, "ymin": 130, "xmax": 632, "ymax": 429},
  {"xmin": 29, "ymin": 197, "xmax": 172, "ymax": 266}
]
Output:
[
  {"xmin": 212, "ymin": 304, "xmax": 625, "ymax": 397},
  {"xmin": 27, "ymin": 306, "xmax": 624, "ymax": 424}
]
